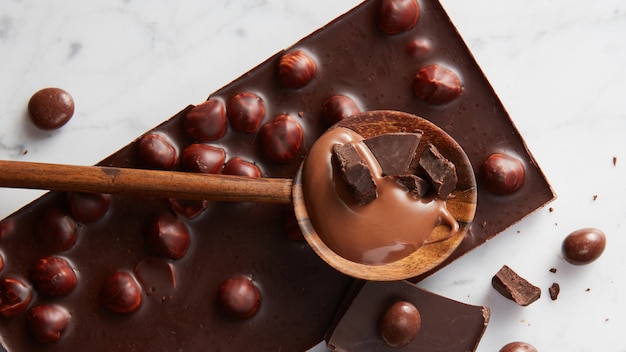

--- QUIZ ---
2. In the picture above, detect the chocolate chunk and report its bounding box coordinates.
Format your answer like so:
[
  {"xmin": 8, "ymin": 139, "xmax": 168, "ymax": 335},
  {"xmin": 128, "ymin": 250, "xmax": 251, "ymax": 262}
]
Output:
[
  {"xmin": 492, "ymin": 265, "xmax": 541, "ymax": 306},
  {"xmin": 326, "ymin": 280, "xmax": 489, "ymax": 351},
  {"xmin": 363, "ymin": 132, "xmax": 422, "ymax": 176},
  {"xmin": 549, "ymin": 282, "xmax": 560, "ymax": 301},
  {"xmin": 418, "ymin": 143, "xmax": 458, "ymax": 199},
  {"xmin": 332, "ymin": 143, "xmax": 377, "ymax": 205},
  {"xmin": 387, "ymin": 174, "xmax": 430, "ymax": 197}
]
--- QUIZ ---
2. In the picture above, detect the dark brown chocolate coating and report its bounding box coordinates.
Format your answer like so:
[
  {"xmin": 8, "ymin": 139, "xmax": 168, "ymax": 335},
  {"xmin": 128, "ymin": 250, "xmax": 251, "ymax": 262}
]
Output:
[
  {"xmin": 226, "ymin": 92, "xmax": 265, "ymax": 133},
  {"xmin": 259, "ymin": 114, "xmax": 303, "ymax": 163},
  {"xmin": 27, "ymin": 88, "xmax": 74, "ymax": 130},
  {"xmin": 562, "ymin": 227, "xmax": 606, "ymax": 265},
  {"xmin": 413, "ymin": 64, "xmax": 462, "ymax": 104},
  {"xmin": 37, "ymin": 209, "xmax": 78, "ymax": 253},
  {"xmin": 0, "ymin": 0, "xmax": 553, "ymax": 350},
  {"xmin": 378, "ymin": 0, "xmax": 419, "ymax": 34},
  {"xmin": 136, "ymin": 132, "xmax": 179, "ymax": 170},
  {"xmin": 499, "ymin": 341, "xmax": 538, "ymax": 352},
  {"xmin": 322, "ymin": 95, "xmax": 361, "ymax": 125}
]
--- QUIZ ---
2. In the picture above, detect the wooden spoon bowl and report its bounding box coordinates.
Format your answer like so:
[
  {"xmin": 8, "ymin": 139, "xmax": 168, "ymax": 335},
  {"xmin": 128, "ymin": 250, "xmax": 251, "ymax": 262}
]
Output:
[{"xmin": 292, "ymin": 110, "xmax": 477, "ymax": 281}]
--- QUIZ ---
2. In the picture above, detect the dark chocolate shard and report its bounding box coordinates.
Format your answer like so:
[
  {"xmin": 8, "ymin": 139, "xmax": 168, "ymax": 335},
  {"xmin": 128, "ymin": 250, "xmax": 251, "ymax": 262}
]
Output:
[
  {"xmin": 492, "ymin": 265, "xmax": 541, "ymax": 306},
  {"xmin": 326, "ymin": 280, "xmax": 490, "ymax": 352},
  {"xmin": 363, "ymin": 132, "xmax": 423, "ymax": 176},
  {"xmin": 387, "ymin": 174, "xmax": 430, "ymax": 197},
  {"xmin": 332, "ymin": 143, "xmax": 377, "ymax": 205},
  {"xmin": 419, "ymin": 143, "xmax": 457, "ymax": 199},
  {"xmin": 549, "ymin": 282, "xmax": 560, "ymax": 301}
]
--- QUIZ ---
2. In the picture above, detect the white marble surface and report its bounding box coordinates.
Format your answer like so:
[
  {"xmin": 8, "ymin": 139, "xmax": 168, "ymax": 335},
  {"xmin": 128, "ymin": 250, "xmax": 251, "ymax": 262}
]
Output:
[{"xmin": 1, "ymin": 0, "xmax": 626, "ymax": 351}]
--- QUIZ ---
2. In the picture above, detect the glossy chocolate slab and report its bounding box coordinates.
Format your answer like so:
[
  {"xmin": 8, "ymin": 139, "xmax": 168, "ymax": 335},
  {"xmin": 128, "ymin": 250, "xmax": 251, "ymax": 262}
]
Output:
[
  {"xmin": 0, "ymin": 0, "xmax": 553, "ymax": 350},
  {"xmin": 326, "ymin": 280, "xmax": 489, "ymax": 351}
]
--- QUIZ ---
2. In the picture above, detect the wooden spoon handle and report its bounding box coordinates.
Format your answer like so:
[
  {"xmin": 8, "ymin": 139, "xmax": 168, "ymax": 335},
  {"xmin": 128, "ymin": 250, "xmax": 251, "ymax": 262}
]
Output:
[{"xmin": 0, "ymin": 160, "xmax": 293, "ymax": 204}]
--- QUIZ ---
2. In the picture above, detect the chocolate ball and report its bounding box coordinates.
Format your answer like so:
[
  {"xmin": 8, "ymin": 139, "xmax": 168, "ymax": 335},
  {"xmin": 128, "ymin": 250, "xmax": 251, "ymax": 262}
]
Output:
[
  {"xmin": 31, "ymin": 256, "xmax": 77, "ymax": 297},
  {"xmin": 500, "ymin": 341, "xmax": 538, "ymax": 352},
  {"xmin": 28, "ymin": 87, "xmax": 75, "ymax": 130},
  {"xmin": 37, "ymin": 209, "xmax": 78, "ymax": 253},
  {"xmin": 0, "ymin": 277, "xmax": 33, "ymax": 318},
  {"xmin": 100, "ymin": 271, "xmax": 142, "ymax": 314},
  {"xmin": 259, "ymin": 114, "xmax": 303, "ymax": 163},
  {"xmin": 413, "ymin": 64, "xmax": 462, "ymax": 104},
  {"xmin": 27, "ymin": 304, "xmax": 70, "ymax": 343},
  {"xmin": 481, "ymin": 153, "xmax": 525, "ymax": 195},
  {"xmin": 217, "ymin": 276, "xmax": 261, "ymax": 319},
  {"xmin": 321, "ymin": 95, "xmax": 361, "ymax": 125},
  {"xmin": 137, "ymin": 132, "xmax": 179, "ymax": 170},
  {"xmin": 379, "ymin": 0, "xmax": 420, "ymax": 34},
  {"xmin": 146, "ymin": 212, "xmax": 191, "ymax": 260},
  {"xmin": 278, "ymin": 50, "xmax": 317, "ymax": 88},
  {"xmin": 379, "ymin": 301, "xmax": 421, "ymax": 347},
  {"xmin": 562, "ymin": 228, "xmax": 606, "ymax": 265},
  {"xmin": 67, "ymin": 192, "xmax": 110, "ymax": 223},
  {"xmin": 183, "ymin": 98, "xmax": 227, "ymax": 142},
  {"xmin": 227, "ymin": 92, "xmax": 266, "ymax": 133},
  {"xmin": 222, "ymin": 158, "xmax": 262, "ymax": 178},
  {"xmin": 181, "ymin": 144, "xmax": 226, "ymax": 174}
]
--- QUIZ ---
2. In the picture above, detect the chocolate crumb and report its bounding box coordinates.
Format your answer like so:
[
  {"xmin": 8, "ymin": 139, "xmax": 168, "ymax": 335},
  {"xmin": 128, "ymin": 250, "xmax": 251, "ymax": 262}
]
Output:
[
  {"xmin": 549, "ymin": 207, "xmax": 554, "ymax": 212},
  {"xmin": 593, "ymin": 194, "xmax": 598, "ymax": 201},
  {"xmin": 549, "ymin": 283, "xmax": 560, "ymax": 300},
  {"xmin": 613, "ymin": 156, "xmax": 617, "ymax": 166},
  {"xmin": 549, "ymin": 268, "xmax": 557, "ymax": 273},
  {"xmin": 491, "ymin": 265, "xmax": 541, "ymax": 306}
]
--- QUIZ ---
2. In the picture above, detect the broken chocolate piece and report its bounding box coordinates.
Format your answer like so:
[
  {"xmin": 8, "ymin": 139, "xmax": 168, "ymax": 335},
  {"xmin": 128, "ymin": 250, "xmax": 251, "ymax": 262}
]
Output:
[
  {"xmin": 326, "ymin": 280, "xmax": 489, "ymax": 351},
  {"xmin": 549, "ymin": 282, "xmax": 560, "ymax": 301},
  {"xmin": 363, "ymin": 132, "xmax": 422, "ymax": 176},
  {"xmin": 492, "ymin": 265, "xmax": 541, "ymax": 306},
  {"xmin": 332, "ymin": 143, "xmax": 377, "ymax": 205},
  {"xmin": 387, "ymin": 174, "xmax": 430, "ymax": 197},
  {"xmin": 419, "ymin": 143, "xmax": 457, "ymax": 199}
]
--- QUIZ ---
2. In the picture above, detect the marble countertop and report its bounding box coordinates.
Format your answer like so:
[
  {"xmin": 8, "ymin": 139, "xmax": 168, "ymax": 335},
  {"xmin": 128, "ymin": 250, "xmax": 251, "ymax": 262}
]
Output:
[{"xmin": 1, "ymin": 0, "xmax": 625, "ymax": 350}]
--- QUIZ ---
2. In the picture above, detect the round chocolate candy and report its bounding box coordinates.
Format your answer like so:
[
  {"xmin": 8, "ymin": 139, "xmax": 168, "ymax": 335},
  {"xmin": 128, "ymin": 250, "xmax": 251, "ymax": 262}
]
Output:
[
  {"xmin": 259, "ymin": 114, "xmax": 303, "ymax": 163},
  {"xmin": 0, "ymin": 277, "xmax": 33, "ymax": 318},
  {"xmin": 28, "ymin": 87, "xmax": 75, "ymax": 130},
  {"xmin": 481, "ymin": 153, "xmax": 525, "ymax": 195},
  {"xmin": 562, "ymin": 227, "xmax": 606, "ymax": 265},
  {"xmin": 136, "ymin": 132, "xmax": 179, "ymax": 170},
  {"xmin": 67, "ymin": 192, "xmax": 110, "ymax": 223},
  {"xmin": 26, "ymin": 304, "xmax": 71, "ymax": 343},
  {"xmin": 379, "ymin": 301, "xmax": 421, "ymax": 347},
  {"xmin": 183, "ymin": 98, "xmax": 227, "ymax": 142},
  {"xmin": 31, "ymin": 256, "xmax": 77, "ymax": 297},
  {"xmin": 499, "ymin": 341, "xmax": 538, "ymax": 352},
  {"xmin": 227, "ymin": 92, "xmax": 265, "ymax": 133},
  {"xmin": 146, "ymin": 212, "xmax": 191, "ymax": 260},
  {"xmin": 413, "ymin": 64, "xmax": 462, "ymax": 105},
  {"xmin": 100, "ymin": 271, "xmax": 142, "ymax": 314},
  {"xmin": 278, "ymin": 50, "xmax": 317, "ymax": 88},
  {"xmin": 217, "ymin": 276, "xmax": 261, "ymax": 319}
]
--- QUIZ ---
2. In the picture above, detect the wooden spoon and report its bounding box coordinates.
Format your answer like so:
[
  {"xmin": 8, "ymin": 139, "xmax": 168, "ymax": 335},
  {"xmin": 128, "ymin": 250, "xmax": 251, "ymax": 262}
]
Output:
[{"xmin": 0, "ymin": 111, "xmax": 476, "ymax": 281}]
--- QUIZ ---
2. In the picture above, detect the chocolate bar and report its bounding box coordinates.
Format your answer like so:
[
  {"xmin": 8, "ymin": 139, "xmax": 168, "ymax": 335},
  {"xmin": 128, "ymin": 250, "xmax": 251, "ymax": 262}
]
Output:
[
  {"xmin": 326, "ymin": 280, "xmax": 490, "ymax": 351},
  {"xmin": 0, "ymin": 0, "xmax": 553, "ymax": 350}
]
